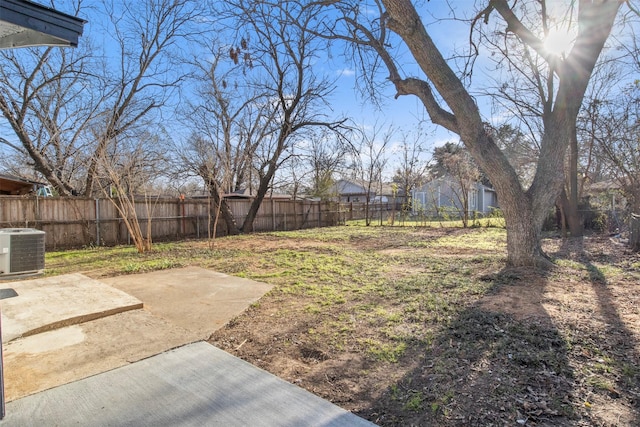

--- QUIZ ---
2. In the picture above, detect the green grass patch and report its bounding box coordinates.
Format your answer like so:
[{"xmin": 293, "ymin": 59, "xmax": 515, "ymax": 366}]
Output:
[
  {"xmin": 359, "ymin": 338, "xmax": 408, "ymax": 363},
  {"xmin": 408, "ymin": 227, "xmax": 506, "ymax": 251}
]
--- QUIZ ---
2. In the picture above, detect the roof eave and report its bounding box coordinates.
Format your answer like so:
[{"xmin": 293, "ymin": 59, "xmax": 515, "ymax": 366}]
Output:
[{"xmin": 0, "ymin": 0, "xmax": 86, "ymax": 49}]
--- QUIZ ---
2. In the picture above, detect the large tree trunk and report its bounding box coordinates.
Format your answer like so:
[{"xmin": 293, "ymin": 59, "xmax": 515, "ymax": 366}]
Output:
[
  {"xmin": 502, "ymin": 195, "xmax": 547, "ymax": 268},
  {"xmin": 566, "ymin": 125, "xmax": 584, "ymax": 236},
  {"xmin": 241, "ymin": 168, "xmax": 275, "ymax": 233},
  {"xmin": 378, "ymin": 0, "xmax": 621, "ymax": 268},
  {"xmin": 478, "ymin": 136, "xmax": 551, "ymax": 267},
  {"xmin": 200, "ymin": 166, "xmax": 240, "ymax": 235}
]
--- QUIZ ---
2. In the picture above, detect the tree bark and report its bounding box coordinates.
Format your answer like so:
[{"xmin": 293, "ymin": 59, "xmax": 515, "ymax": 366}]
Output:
[
  {"xmin": 210, "ymin": 187, "xmax": 240, "ymax": 236},
  {"xmin": 560, "ymin": 186, "xmax": 582, "ymax": 237},
  {"xmin": 502, "ymin": 191, "xmax": 548, "ymax": 268},
  {"xmin": 631, "ymin": 214, "xmax": 640, "ymax": 252}
]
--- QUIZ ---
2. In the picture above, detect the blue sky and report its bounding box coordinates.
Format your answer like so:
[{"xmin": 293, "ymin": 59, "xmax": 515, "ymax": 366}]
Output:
[
  {"xmin": 1, "ymin": 0, "xmax": 636, "ymax": 183},
  {"xmin": 316, "ymin": 2, "xmax": 487, "ymax": 167},
  {"xmin": 0, "ymin": 1, "xmax": 564, "ymax": 179}
]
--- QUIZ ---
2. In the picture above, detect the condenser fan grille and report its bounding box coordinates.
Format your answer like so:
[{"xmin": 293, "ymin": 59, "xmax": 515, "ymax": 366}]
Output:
[
  {"xmin": 10, "ymin": 233, "xmax": 45, "ymax": 273},
  {"xmin": 0, "ymin": 228, "xmax": 46, "ymax": 276}
]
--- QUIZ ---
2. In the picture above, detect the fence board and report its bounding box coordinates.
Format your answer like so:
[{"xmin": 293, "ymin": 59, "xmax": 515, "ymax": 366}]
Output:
[{"xmin": 0, "ymin": 196, "xmax": 339, "ymax": 249}]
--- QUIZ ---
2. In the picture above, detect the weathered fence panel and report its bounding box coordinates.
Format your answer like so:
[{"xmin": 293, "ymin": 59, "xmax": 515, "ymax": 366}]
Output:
[{"xmin": 0, "ymin": 196, "xmax": 339, "ymax": 249}]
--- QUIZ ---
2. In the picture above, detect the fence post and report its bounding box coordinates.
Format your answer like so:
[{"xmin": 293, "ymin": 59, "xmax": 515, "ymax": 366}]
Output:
[
  {"xmin": 272, "ymin": 198, "xmax": 276, "ymax": 231},
  {"xmin": 196, "ymin": 203, "xmax": 200, "ymax": 239},
  {"xmin": 631, "ymin": 213, "xmax": 640, "ymax": 251},
  {"xmin": 95, "ymin": 198, "xmax": 100, "ymax": 246}
]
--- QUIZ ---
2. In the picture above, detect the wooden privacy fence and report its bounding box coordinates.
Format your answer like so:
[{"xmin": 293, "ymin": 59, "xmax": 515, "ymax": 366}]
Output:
[
  {"xmin": 337, "ymin": 201, "xmax": 405, "ymax": 223},
  {"xmin": 0, "ymin": 196, "xmax": 340, "ymax": 249}
]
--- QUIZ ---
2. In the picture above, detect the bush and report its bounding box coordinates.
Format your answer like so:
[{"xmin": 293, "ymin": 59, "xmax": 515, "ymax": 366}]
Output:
[{"xmin": 586, "ymin": 210, "xmax": 608, "ymax": 232}]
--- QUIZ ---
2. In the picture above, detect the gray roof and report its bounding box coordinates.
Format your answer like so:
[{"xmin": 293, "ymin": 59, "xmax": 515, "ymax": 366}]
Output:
[{"xmin": 0, "ymin": 0, "xmax": 85, "ymax": 49}]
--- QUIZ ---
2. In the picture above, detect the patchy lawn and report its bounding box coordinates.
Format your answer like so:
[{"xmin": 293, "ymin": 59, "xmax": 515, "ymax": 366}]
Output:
[{"xmin": 47, "ymin": 225, "xmax": 640, "ymax": 426}]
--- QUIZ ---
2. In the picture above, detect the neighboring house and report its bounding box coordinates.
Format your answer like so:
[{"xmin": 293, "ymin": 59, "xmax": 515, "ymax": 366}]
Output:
[
  {"xmin": 587, "ymin": 179, "xmax": 626, "ymax": 210},
  {"xmin": 222, "ymin": 188, "xmax": 292, "ymax": 201},
  {"xmin": 189, "ymin": 188, "xmax": 294, "ymax": 201},
  {"xmin": 331, "ymin": 179, "xmax": 405, "ymax": 205},
  {"xmin": 0, "ymin": 174, "xmax": 46, "ymax": 195},
  {"xmin": 376, "ymin": 183, "xmax": 405, "ymax": 206},
  {"xmin": 332, "ymin": 179, "xmax": 373, "ymax": 203},
  {"xmin": 411, "ymin": 177, "xmax": 498, "ymax": 217}
]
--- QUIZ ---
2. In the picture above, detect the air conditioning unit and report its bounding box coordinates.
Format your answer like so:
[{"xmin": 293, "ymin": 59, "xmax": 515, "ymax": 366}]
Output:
[{"xmin": 0, "ymin": 228, "xmax": 46, "ymax": 277}]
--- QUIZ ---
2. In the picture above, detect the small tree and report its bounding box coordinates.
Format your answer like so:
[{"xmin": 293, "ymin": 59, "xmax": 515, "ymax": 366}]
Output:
[
  {"xmin": 430, "ymin": 142, "xmax": 482, "ymax": 227},
  {"xmin": 306, "ymin": 130, "xmax": 348, "ymax": 200},
  {"xmin": 348, "ymin": 123, "xmax": 391, "ymax": 226},
  {"xmin": 392, "ymin": 130, "xmax": 429, "ymax": 221},
  {"xmin": 97, "ymin": 132, "xmax": 167, "ymax": 253}
]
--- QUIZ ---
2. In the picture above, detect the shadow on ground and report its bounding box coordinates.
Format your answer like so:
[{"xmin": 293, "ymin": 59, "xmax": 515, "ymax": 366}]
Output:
[
  {"xmin": 356, "ymin": 239, "xmax": 640, "ymax": 426},
  {"xmin": 356, "ymin": 268, "xmax": 575, "ymax": 426},
  {"xmin": 556, "ymin": 237, "xmax": 640, "ymax": 425}
]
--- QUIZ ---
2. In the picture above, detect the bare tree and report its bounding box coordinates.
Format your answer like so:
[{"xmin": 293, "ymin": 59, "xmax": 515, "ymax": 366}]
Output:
[
  {"xmin": 305, "ymin": 129, "xmax": 348, "ymax": 200},
  {"xmin": 178, "ymin": 47, "xmax": 275, "ymax": 236},
  {"xmin": 97, "ymin": 130, "xmax": 168, "ymax": 253},
  {"xmin": 591, "ymin": 84, "xmax": 640, "ymax": 213},
  {"xmin": 430, "ymin": 142, "xmax": 482, "ymax": 228},
  {"xmin": 0, "ymin": 0, "xmax": 200, "ymax": 199},
  {"xmin": 216, "ymin": 0, "xmax": 348, "ymax": 232},
  {"xmin": 309, "ymin": 0, "xmax": 624, "ymax": 267},
  {"xmin": 392, "ymin": 130, "xmax": 429, "ymax": 216},
  {"xmin": 0, "ymin": 2, "xmax": 97, "ymax": 195},
  {"xmin": 85, "ymin": 0, "xmax": 200, "ymax": 196},
  {"xmin": 348, "ymin": 123, "xmax": 391, "ymax": 226}
]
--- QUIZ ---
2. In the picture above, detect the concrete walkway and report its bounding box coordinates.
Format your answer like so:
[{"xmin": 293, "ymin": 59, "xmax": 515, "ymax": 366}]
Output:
[{"xmin": 2, "ymin": 342, "xmax": 375, "ymax": 426}]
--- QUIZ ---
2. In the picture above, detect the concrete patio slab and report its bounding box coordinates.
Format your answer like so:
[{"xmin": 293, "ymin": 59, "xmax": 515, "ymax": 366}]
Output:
[
  {"xmin": 101, "ymin": 266, "xmax": 274, "ymax": 339},
  {"xmin": 3, "ymin": 310, "xmax": 195, "ymax": 401},
  {"xmin": 2, "ymin": 267, "xmax": 275, "ymax": 401},
  {"xmin": 2, "ymin": 342, "xmax": 376, "ymax": 427},
  {"xmin": 1, "ymin": 273, "xmax": 142, "ymax": 343}
]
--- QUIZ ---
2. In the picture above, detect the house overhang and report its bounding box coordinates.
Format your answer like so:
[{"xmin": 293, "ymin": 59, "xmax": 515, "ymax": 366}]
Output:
[
  {"xmin": 0, "ymin": 0, "xmax": 85, "ymax": 49},
  {"xmin": 0, "ymin": 174, "xmax": 41, "ymax": 195}
]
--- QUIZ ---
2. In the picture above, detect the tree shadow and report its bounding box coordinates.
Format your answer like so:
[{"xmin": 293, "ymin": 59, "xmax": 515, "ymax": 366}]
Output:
[
  {"xmin": 356, "ymin": 270, "xmax": 576, "ymax": 426},
  {"xmin": 557, "ymin": 237, "xmax": 640, "ymax": 425},
  {"xmin": 355, "ymin": 240, "xmax": 640, "ymax": 426}
]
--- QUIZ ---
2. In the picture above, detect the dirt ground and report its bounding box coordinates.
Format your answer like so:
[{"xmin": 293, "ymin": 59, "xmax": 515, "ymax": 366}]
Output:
[{"xmin": 209, "ymin": 230, "xmax": 640, "ymax": 426}]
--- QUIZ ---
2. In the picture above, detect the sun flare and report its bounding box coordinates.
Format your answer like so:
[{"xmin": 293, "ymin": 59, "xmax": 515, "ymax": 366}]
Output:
[{"xmin": 543, "ymin": 29, "xmax": 574, "ymax": 56}]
